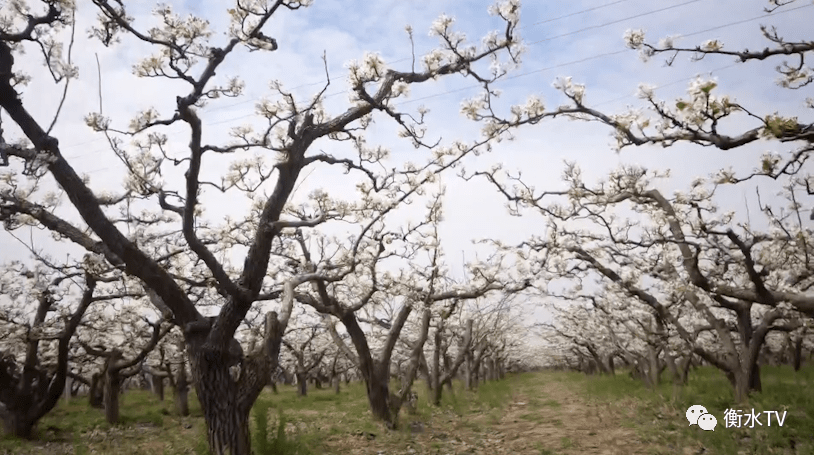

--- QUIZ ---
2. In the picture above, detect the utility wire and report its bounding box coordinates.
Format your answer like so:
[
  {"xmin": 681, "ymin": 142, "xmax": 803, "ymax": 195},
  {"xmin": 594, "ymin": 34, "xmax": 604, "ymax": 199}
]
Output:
[
  {"xmin": 61, "ymin": 1, "xmax": 810, "ymax": 171},
  {"xmin": 58, "ymin": 0, "xmax": 672, "ymax": 154},
  {"xmin": 525, "ymin": 0, "xmax": 703, "ymax": 47}
]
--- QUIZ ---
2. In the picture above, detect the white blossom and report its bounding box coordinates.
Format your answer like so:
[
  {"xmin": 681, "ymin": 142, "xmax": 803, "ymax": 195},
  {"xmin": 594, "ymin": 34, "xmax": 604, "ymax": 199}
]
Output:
[
  {"xmin": 429, "ymin": 14, "xmax": 454, "ymax": 37},
  {"xmin": 700, "ymin": 39, "xmax": 723, "ymax": 52},
  {"xmin": 657, "ymin": 34, "xmax": 680, "ymax": 48},
  {"xmin": 488, "ymin": 0, "xmax": 521, "ymax": 24},
  {"xmin": 623, "ymin": 28, "xmax": 646, "ymax": 49},
  {"xmin": 636, "ymin": 83, "xmax": 656, "ymax": 100}
]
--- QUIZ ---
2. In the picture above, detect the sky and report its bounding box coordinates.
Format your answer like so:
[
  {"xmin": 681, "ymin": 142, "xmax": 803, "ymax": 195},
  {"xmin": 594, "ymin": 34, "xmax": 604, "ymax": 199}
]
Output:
[{"xmin": 2, "ymin": 0, "xmax": 813, "ymax": 325}]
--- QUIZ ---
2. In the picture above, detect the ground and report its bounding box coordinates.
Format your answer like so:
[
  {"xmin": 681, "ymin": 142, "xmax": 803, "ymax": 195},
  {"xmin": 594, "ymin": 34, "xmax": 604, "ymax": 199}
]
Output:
[{"xmin": 1, "ymin": 365, "xmax": 811, "ymax": 454}]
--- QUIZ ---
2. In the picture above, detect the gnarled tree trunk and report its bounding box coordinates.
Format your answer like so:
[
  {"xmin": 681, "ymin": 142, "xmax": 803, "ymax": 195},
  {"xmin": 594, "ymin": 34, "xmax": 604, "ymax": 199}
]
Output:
[
  {"xmin": 188, "ymin": 347, "xmax": 252, "ymax": 455},
  {"xmin": 174, "ymin": 358, "xmax": 190, "ymax": 417},
  {"xmin": 296, "ymin": 371, "xmax": 307, "ymax": 396},
  {"xmin": 185, "ymin": 311, "xmax": 286, "ymax": 455},
  {"xmin": 339, "ymin": 312, "xmax": 398, "ymax": 427},
  {"xmin": 89, "ymin": 372, "xmax": 104, "ymax": 409},
  {"xmin": 103, "ymin": 352, "xmax": 123, "ymax": 425},
  {"xmin": 0, "ymin": 280, "xmax": 96, "ymax": 439}
]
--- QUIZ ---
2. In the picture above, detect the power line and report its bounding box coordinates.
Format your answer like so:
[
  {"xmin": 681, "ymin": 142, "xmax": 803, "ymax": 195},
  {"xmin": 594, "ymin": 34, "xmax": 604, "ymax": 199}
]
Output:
[
  {"xmin": 61, "ymin": 1, "xmax": 809, "ymax": 167},
  {"xmin": 68, "ymin": 59, "xmax": 740, "ymax": 179},
  {"xmin": 591, "ymin": 63, "xmax": 739, "ymax": 107},
  {"xmin": 196, "ymin": 0, "xmax": 641, "ymax": 115},
  {"xmin": 58, "ymin": 0, "xmax": 649, "ymax": 153},
  {"xmin": 681, "ymin": 2, "xmax": 812, "ymax": 38},
  {"xmin": 526, "ymin": 0, "xmax": 703, "ymax": 47},
  {"xmin": 520, "ymin": 0, "xmax": 632, "ymax": 30}
]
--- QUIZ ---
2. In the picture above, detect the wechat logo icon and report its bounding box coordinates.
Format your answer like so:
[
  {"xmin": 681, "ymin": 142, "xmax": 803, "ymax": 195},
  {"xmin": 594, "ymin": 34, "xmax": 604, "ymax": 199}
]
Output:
[{"xmin": 687, "ymin": 405, "xmax": 717, "ymax": 431}]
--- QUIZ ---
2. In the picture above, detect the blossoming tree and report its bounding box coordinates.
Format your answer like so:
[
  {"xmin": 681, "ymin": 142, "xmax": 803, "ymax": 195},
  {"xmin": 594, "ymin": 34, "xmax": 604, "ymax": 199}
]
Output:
[{"xmin": 0, "ymin": 0, "xmax": 537, "ymax": 452}]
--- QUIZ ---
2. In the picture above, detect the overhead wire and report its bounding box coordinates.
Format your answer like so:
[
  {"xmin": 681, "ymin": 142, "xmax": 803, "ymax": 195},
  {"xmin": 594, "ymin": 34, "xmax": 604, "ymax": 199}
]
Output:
[
  {"xmin": 525, "ymin": 0, "xmax": 703, "ymax": 47},
  {"xmin": 192, "ymin": 0, "xmax": 640, "ymax": 115},
  {"xmin": 60, "ymin": 1, "xmax": 811, "ymax": 176},
  {"xmin": 58, "ymin": 0, "xmax": 661, "ymax": 155}
]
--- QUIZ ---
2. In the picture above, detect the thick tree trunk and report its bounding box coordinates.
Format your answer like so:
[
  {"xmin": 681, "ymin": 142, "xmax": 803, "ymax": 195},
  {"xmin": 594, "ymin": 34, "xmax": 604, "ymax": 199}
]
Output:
[
  {"xmin": 296, "ymin": 372, "xmax": 307, "ymax": 397},
  {"xmin": 103, "ymin": 368, "xmax": 122, "ymax": 424},
  {"xmin": 190, "ymin": 349, "xmax": 252, "ymax": 455},
  {"xmin": 0, "ymin": 379, "xmax": 37, "ymax": 439},
  {"xmin": 340, "ymin": 312, "xmax": 398, "ymax": 428},
  {"xmin": 749, "ymin": 362, "xmax": 762, "ymax": 392},
  {"xmin": 793, "ymin": 335, "xmax": 804, "ymax": 371},
  {"xmin": 89, "ymin": 373, "xmax": 103, "ymax": 409},
  {"xmin": 431, "ymin": 376, "xmax": 443, "ymax": 406},
  {"xmin": 186, "ymin": 311, "xmax": 285, "ymax": 455},
  {"xmin": 175, "ymin": 363, "xmax": 190, "ymax": 417},
  {"xmin": 63, "ymin": 377, "xmax": 72, "ymax": 404},
  {"xmin": 430, "ymin": 326, "xmax": 442, "ymax": 405},
  {"xmin": 464, "ymin": 352, "xmax": 473, "ymax": 390},
  {"xmin": 366, "ymin": 370, "xmax": 394, "ymax": 424},
  {"xmin": 680, "ymin": 354, "xmax": 692, "ymax": 385},
  {"xmin": 1, "ymin": 411, "xmax": 36, "ymax": 440},
  {"xmin": 421, "ymin": 352, "xmax": 434, "ymax": 395},
  {"xmin": 153, "ymin": 376, "xmax": 165, "ymax": 401},
  {"xmin": 333, "ymin": 376, "xmax": 341, "ymax": 394},
  {"xmin": 646, "ymin": 346, "xmax": 661, "ymax": 387},
  {"xmin": 732, "ymin": 371, "xmax": 749, "ymax": 404}
]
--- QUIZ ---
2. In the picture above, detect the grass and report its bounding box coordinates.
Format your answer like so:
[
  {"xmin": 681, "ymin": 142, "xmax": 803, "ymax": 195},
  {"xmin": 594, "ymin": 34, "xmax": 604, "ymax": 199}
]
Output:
[
  {"xmin": 2, "ymin": 366, "xmax": 810, "ymax": 454},
  {"xmin": 0, "ymin": 376, "xmax": 519, "ymax": 454},
  {"xmin": 576, "ymin": 364, "xmax": 814, "ymax": 455}
]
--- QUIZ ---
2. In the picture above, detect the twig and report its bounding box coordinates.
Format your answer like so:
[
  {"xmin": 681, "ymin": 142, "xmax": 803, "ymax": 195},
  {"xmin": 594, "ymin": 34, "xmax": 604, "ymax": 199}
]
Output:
[{"xmin": 46, "ymin": 8, "xmax": 77, "ymax": 134}]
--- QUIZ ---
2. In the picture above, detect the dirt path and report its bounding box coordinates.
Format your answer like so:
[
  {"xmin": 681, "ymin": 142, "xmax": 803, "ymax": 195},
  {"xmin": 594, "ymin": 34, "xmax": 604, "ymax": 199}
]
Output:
[
  {"xmin": 482, "ymin": 377, "xmax": 658, "ymax": 455},
  {"xmin": 347, "ymin": 374, "xmax": 666, "ymax": 455}
]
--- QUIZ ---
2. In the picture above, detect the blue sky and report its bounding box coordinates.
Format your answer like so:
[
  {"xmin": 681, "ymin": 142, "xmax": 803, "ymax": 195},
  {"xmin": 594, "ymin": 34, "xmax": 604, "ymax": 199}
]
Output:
[{"xmin": 3, "ymin": 0, "xmax": 813, "ymax": 323}]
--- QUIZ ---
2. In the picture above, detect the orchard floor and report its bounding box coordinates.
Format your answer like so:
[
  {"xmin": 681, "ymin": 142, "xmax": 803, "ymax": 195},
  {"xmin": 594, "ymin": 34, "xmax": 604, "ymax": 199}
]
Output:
[{"xmin": 1, "ymin": 365, "xmax": 812, "ymax": 455}]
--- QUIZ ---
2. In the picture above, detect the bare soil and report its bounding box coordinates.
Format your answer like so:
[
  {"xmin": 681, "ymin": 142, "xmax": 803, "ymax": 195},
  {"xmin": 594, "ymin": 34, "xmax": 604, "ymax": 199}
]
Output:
[{"xmin": 324, "ymin": 375, "xmax": 662, "ymax": 455}]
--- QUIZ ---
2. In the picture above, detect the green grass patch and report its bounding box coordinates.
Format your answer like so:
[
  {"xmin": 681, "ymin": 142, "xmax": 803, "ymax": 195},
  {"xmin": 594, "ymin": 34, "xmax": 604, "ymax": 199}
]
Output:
[{"xmin": 577, "ymin": 365, "xmax": 814, "ymax": 455}]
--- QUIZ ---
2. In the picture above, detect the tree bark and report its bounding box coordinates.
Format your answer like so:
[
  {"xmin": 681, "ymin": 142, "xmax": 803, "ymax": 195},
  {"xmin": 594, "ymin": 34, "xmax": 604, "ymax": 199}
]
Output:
[
  {"xmin": 420, "ymin": 351, "xmax": 433, "ymax": 394},
  {"xmin": 103, "ymin": 354, "xmax": 123, "ymax": 424},
  {"xmin": 646, "ymin": 345, "xmax": 661, "ymax": 387},
  {"xmin": 1, "ymin": 412, "xmax": 36, "ymax": 440},
  {"xmin": 186, "ymin": 310, "xmax": 287, "ymax": 455},
  {"xmin": 296, "ymin": 372, "xmax": 307, "ymax": 397},
  {"xmin": 431, "ymin": 324, "xmax": 443, "ymax": 405},
  {"xmin": 189, "ymin": 347, "xmax": 251, "ymax": 455},
  {"xmin": 153, "ymin": 375, "xmax": 165, "ymax": 401},
  {"xmin": 89, "ymin": 372, "xmax": 104, "ymax": 409},
  {"xmin": 339, "ymin": 312, "xmax": 398, "ymax": 428},
  {"xmin": 793, "ymin": 330, "xmax": 805, "ymax": 371},
  {"xmin": 174, "ymin": 361, "xmax": 190, "ymax": 417},
  {"xmin": 63, "ymin": 377, "xmax": 72, "ymax": 404}
]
